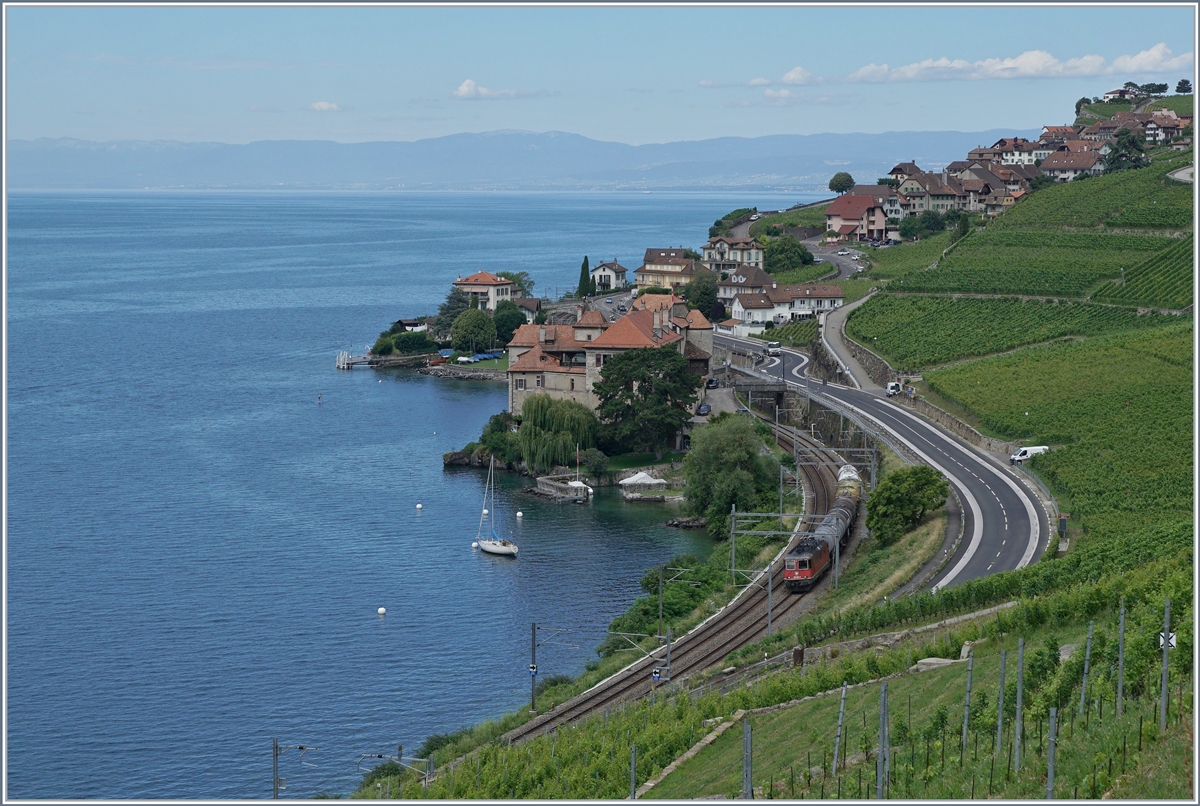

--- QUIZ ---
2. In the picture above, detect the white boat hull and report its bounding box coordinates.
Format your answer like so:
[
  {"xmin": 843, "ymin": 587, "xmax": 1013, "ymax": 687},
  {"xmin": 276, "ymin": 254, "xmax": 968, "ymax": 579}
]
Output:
[{"xmin": 478, "ymin": 539, "xmax": 518, "ymax": 556}]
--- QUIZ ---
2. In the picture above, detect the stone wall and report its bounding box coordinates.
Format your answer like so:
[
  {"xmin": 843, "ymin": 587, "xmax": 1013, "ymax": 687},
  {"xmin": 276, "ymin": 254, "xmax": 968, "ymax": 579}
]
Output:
[
  {"xmin": 893, "ymin": 394, "xmax": 1021, "ymax": 456},
  {"xmin": 837, "ymin": 322, "xmax": 894, "ymax": 386}
]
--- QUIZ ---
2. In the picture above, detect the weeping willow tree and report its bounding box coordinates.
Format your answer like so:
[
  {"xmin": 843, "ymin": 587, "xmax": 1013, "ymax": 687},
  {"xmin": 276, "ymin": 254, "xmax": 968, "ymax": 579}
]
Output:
[{"xmin": 518, "ymin": 395, "xmax": 598, "ymax": 474}]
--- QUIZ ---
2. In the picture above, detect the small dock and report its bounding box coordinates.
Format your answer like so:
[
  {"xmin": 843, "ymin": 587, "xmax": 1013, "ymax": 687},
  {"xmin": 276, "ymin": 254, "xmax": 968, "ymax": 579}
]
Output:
[{"xmin": 336, "ymin": 351, "xmax": 374, "ymax": 369}]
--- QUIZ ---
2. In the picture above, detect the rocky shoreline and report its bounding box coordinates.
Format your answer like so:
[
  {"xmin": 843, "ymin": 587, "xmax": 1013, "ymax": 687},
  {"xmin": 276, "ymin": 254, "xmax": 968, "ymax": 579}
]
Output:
[{"xmin": 415, "ymin": 364, "xmax": 506, "ymax": 381}]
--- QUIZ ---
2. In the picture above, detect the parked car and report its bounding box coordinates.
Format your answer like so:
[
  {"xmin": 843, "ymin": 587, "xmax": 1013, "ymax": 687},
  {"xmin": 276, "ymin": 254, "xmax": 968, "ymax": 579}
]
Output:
[
  {"xmin": 735, "ymin": 407, "xmax": 750, "ymax": 415},
  {"xmin": 750, "ymin": 214, "xmax": 761, "ymax": 221},
  {"xmin": 705, "ymin": 377, "xmax": 719, "ymax": 388},
  {"xmin": 606, "ymin": 298, "xmax": 613, "ymax": 304},
  {"xmin": 836, "ymin": 249, "xmax": 850, "ymax": 256},
  {"xmin": 696, "ymin": 403, "xmax": 712, "ymax": 416}
]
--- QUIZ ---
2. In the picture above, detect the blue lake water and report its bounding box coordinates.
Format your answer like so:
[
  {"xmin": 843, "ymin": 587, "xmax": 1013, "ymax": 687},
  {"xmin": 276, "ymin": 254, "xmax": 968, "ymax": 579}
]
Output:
[{"xmin": 6, "ymin": 190, "xmax": 820, "ymax": 798}]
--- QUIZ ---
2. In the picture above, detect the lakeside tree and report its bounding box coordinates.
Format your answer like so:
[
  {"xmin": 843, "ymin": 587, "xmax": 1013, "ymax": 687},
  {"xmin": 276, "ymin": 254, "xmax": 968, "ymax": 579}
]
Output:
[
  {"xmin": 578, "ymin": 256, "xmax": 592, "ymax": 297},
  {"xmin": 828, "ymin": 172, "xmax": 855, "ymax": 195},
  {"xmin": 683, "ymin": 413, "xmax": 777, "ymax": 538},
  {"xmin": 764, "ymin": 233, "xmax": 814, "ymax": 273},
  {"xmin": 866, "ymin": 465, "xmax": 949, "ymax": 544},
  {"xmin": 493, "ymin": 300, "xmax": 527, "ymax": 347},
  {"xmin": 593, "ymin": 346, "xmax": 701, "ymax": 460},
  {"xmin": 450, "ymin": 308, "xmax": 496, "ymax": 354},
  {"xmin": 681, "ymin": 268, "xmax": 718, "ymax": 313},
  {"xmin": 1176, "ymin": 79, "xmax": 1192, "ymax": 94},
  {"xmin": 497, "ymin": 270, "xmax": 535, "ymax": 297},
  {"xmin": 517, "ymin": 394, "xmax": 598, "ymax": 474},
  {"xmin": 432, "ymin": 287, "xmax": 471, "ymax": 339}
]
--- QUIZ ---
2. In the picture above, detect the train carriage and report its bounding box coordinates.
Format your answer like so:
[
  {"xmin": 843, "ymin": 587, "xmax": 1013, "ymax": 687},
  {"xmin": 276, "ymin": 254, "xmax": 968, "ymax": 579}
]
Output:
[{"xmin": 783, "ymin": 465, "xmax": 862, "ymax": 593}]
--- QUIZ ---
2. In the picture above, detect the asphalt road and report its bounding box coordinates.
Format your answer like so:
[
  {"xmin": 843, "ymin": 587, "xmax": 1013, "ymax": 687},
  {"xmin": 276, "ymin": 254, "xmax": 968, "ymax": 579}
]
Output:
[{"xmin": 715, "ymin": 333, "xmax": 1049, "ymax": 590}]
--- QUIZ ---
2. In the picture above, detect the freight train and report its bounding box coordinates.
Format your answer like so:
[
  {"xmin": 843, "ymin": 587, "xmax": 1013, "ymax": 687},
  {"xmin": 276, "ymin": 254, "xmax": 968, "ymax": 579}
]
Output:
[{"xmin": 782, "ymin": 465, "xmax": 863, "ymax": 593}]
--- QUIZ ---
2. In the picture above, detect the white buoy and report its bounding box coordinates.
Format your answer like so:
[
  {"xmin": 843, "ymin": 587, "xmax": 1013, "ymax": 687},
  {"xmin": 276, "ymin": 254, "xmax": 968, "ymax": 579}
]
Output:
[
  {"xmin": 482, "ymin": 508, "xmax": 489, "ymax": 515},
  {"xmin": 377, "ymin": 607, "xmax": 386, "ymax": 616},
  {"xmin": 471, "ymin": 541, "xmax": 479, "ymax": 549},
  {"xmin": 516, "ymin": 511, "xmax": 524, "ymax": 518},
  {"xmin": 416, "ymin": 503, "xmax": 423, "ymax": 510}
]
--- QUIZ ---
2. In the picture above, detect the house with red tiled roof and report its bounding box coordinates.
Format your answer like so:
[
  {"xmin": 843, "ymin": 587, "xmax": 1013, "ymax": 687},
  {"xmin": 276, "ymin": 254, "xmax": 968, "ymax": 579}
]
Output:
[
  {"xmin": 591, "ymin": 259, "xmax": 628, "ymax": 292},
  {"xmin": 506, "ymin": 303, "xmax": 712, "ymax": 415},
  {"xmin": 452, "ymin": 270, "xmax": 518, "ymax": 312},
  {"xmin": 824, "ymin": 194, "xmax": 888, "ymax": 242},
  {"xmin": 727, "ymin": 283, "xmax": 844, "ymax": 336},
  {"xmin": 702, "ymin": 237, "xmax": 763, "ymax": 273},
  {"xmin": 716, "ymin": 264, "xmax": 773, "ymax": 305},
  {"xmin": 1039, "ymin": 150, "xmax": 1107, "ymax": 182}
]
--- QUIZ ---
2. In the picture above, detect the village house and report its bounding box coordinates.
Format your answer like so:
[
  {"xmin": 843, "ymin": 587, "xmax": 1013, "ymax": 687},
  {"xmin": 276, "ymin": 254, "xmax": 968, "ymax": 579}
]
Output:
[
  {"xmin": 1038, "ymin": 150, "xmax": 1107, "ymax": 182},
  {"xmin": 590, "ymin": 259, "xmax": 628, "ymax": 293},
  {"xmin": 1103, "ymin": 87, "xmax": 1144, "ymax": 101},
  {"xmin": 887, "ymin": 161, "xmax": 922, "ymax": 183},
  {"xmin": 702, "ymin": 236, "xmax": 764, "ymax": 273},
  {"xmin": 452, "ymin": 271, "xmax": 518, "ymax": 312},
  {"xmin": 513, "ymin": 297, "xmax": 542, "ymax": 323},
  {"xmin": 506, "ymin": 304, "xmax": 711, "ymax": 415},
  {"xmin": 1040, "ymin": 125, "xmax": 1079, "ymax": 142},
  {"xmin": 728, "ymin": 283, "xmax": 845, "ymax": 336},
  {"xmin": 715, "ymin": 264, "xmax": 773, "ymax": 306},
  {"xmin": 634, "ymin": 248, "xmax": 698, "ymax": 291},
  {"xmin": 824, "ymin": 194, "xmax": 888, "ymax": 241}
]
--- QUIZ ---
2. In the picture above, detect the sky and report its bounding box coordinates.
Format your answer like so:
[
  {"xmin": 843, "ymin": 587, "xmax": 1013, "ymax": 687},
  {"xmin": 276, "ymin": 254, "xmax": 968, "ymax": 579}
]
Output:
[{"xmin": 4, "ymin": 4, "xmax": 1197, "ymax": 145}]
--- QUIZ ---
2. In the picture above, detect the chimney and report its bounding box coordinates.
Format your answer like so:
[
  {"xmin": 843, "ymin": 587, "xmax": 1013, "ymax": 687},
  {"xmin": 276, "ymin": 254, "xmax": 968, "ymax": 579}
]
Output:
[
  {"xmin": 539, "ymin": 326, "xmax": 547, "ymax": 343},
  {"xmin": 652, "ymin": 309, "xmax": 662, "ymax": 340}
]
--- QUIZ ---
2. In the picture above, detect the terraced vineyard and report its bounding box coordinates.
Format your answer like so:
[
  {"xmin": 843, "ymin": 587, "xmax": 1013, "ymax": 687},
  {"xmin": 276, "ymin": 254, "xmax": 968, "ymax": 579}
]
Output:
[
  {"xmin": 749, "ymin": 202, "xmax": 832, "ymax": 237},
  {"xmin": 925, "ymin": 321, "xmax": 1194, "ymax": 536},
  {"xmin": 894, "ymin": 230, "xmax": 1177, "ymax": 296},
  {"xmin": 1091, "ymin": 234, "xmax": 1194, "ymax": 310},
  {"xmin": 750, "ymin": 319, "xmax": 817, "ymax": 347},
  {"xmin": 860, "ymin": 232, "xmax": 951, "ymax": 278},
  {"xmin": 846, "ymin": 295, "xmax": 1186, "ymax": 370},
  {"xmin": 988, "ymin": 153, "xmax": 1193, "ymax": 230}
]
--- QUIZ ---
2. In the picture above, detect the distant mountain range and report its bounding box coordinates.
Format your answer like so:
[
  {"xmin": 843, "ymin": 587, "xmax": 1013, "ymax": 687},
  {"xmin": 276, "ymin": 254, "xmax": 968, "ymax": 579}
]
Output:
[{"xmin": 7, "ymin": 129, "xmax": 1040, "ymax": 191}]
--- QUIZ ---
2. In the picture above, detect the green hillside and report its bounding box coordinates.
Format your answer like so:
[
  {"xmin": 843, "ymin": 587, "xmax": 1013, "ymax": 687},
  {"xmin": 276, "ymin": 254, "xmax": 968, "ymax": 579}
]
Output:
[
  {"xmin": 925, "ymin": 321, "xmax": 1193, "ymax": 543},
  {"xmin": 893, "ymin": 153, "xmax": 1193, "ymax": 296},
  {"xmin": 846, "ymin": 295, "xmax": 1185, "ymax": 370},
  {"xmin": 1148, "ymin": 94, "xmax": 1194, "ymax": 116},
  {"xmin": 1091, "ymin": 234, "xmax": 1194, "ymax": 310}
]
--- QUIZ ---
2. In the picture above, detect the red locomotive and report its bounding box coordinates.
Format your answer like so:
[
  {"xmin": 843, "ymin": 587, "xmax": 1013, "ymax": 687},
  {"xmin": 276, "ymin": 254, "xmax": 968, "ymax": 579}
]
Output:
[{"xmin": 783, "ymin": 465, "xmax": 862, "ymax": 593}]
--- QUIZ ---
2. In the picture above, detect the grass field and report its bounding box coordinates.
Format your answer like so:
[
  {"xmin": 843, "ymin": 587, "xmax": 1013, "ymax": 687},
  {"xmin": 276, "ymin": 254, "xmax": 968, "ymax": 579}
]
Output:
[
  {"xmin": 924, "ymin": 321, "xmax": 1193, "ymax": 542},
  {"xmin": 749, "ymin": 202, "xmax": 832, "ymax": 237},
  {"xmin": 1147, "ymin": 94, "xmax": 1194, "ymax": 116},
  {"xmin": 607, "ymin": 451, "xmax": 687, "ymax": 471},
  {"xmin": 845, "ymin": 295, "xmax": 1185, "ymax": 370},
  {"xmin": 771, "ymin": 262, "xmax": 836, "ymax": 286}
]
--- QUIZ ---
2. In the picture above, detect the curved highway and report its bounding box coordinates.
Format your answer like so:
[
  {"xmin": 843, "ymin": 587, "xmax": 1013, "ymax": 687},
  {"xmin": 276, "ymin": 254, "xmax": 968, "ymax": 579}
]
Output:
[{"xmin": 715, "ymin": 333, "xmax": 1049, "ymax": 590}]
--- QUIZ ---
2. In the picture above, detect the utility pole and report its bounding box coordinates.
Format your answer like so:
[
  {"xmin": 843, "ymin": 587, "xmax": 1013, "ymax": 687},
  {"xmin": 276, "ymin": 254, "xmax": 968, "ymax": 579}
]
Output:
[
  {"xmin": 1015, "ymin": 638, "xmax": 1024, "ymax": 773},
  {"xmin": 730, "ymin": 504, "xmax": 737, "ymax": 584},
  {"xmin": 833, "ymin": 682, "xmax": 847, "ymax": 774},
  {"xmin": 962, "ymin": 650, "xmax": 974, "ymax": 753},
  {"xmin": 658, "ymin": 565, "xmax": 664, "ymax": 639},
  {"xmin": 996, "ymin": 648, "xmax": 1007, "ymax": 757},
  {"xmin": 273, "ymin": 740, "xmax": 318, "ymax": 799},
  {"xmin": 1117, "ymin": 598, "xmax": 1126, "ymax": 718},
  {"xmin": 1160, "ymin": 598, "xmax": 1171, "ymax": 732},
  {"xmin": 530, "ymin": 622, "xmax": 538, "ymax": 714}
]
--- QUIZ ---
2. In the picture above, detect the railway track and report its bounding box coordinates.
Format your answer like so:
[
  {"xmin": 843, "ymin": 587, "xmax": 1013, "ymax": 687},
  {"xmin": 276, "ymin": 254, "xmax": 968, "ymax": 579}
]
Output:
[{"xmin": 495, "ymin": 415, "xmax": 846, "ymax": 747}]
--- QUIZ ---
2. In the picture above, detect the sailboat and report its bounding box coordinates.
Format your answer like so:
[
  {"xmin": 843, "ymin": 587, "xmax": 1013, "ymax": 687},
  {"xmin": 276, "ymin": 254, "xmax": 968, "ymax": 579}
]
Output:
[{"xmin": 473, "ymin": 457, "xmax": 518, "ymax": 556}]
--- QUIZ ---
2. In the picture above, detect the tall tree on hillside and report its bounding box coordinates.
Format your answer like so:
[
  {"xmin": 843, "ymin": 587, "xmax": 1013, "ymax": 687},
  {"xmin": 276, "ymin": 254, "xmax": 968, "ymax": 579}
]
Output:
[
  {"xmin": 764, "ymin": 233, "xmax": 814, "ymax": 273},
  {"xmin": 1176, "ymin": 79, "xmax": 1192, "ymax": 94},
  {"xmin": 594, "ymin": 347, "xmax": 701, "ymax": 460},
  {"xmin": 449, "ymin": 308, "xmax": 496, "ymax": 354},
  {"xmin": 1075, "ymin": 96, "xmax": 1092, "ymax": 116},
  {"xmin": 681, "ymin": 268, "xmax": 718, "ymax": 313},
  {"xmin": 828, "ymin": 172, "xmax": 855, "ymax": 195},
  {"xmin": 432, "ymin": 287, "xmax": 471, "ymax": 339},
  {"xmin": 683, "ymin": 414, "xmax": 777, "ymax": 539},
  {"xmin": 1107, "ymin": 127, "xmax": 1148, "ymax": 172},
  {"xmin": 493, "ymin": 300, "xmax": 528, "ymax": 346},
  {"xmin": 1140, "ymin": 82, "xmax": 1169, "ymax": 96},
  {"xmin": 708, "ymin": 300, "xmax": 727, "ymax": 324},
  {"xmin": 578, "ymin": 256, "xmax": 591, "ymax": 297},
  {"xmin": 866, "ymin": 465, "xmax": 949, "ymax": 545}
]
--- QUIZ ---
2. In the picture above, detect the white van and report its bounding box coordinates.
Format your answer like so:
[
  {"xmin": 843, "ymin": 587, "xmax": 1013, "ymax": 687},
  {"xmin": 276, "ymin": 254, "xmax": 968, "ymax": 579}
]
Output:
[
  {"xmin": 885, "ymin": 382, "xmax": 902, "ymax": 397},
  {"xmin": 1010, "ymin": 446, "xmax": 1049, "ymax": 465},
  {"xmin": 764, "ymin": 341, "xmax": 782, "ymax": 356}
]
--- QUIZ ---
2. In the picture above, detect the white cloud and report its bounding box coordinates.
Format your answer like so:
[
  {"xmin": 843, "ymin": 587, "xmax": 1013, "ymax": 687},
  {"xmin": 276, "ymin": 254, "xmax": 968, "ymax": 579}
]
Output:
[
  {"xmin": 763, "ymin": 88, "xmax": 794, "ymax": 99},
  {"xmin": 780, "ymin": 66, "xmax": 814, "ymax": 85},
  {"xmin": 452, "ymin": 79, "xmax": 519, "ymax": 100},
  {"xmin": 748, "ymin": 77, "xmax": 771, "ymax": 86},
  {"xmin": 1112, "ymin": 43, "xmax": 1194, "ymax": 73},
  {"xmin": 309, "ymin": 101, "xmax": 340, "ymax": 112},
  {"xmin": 844, "ymin": 43, "xmax": 1193, "ymax": 83}
]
